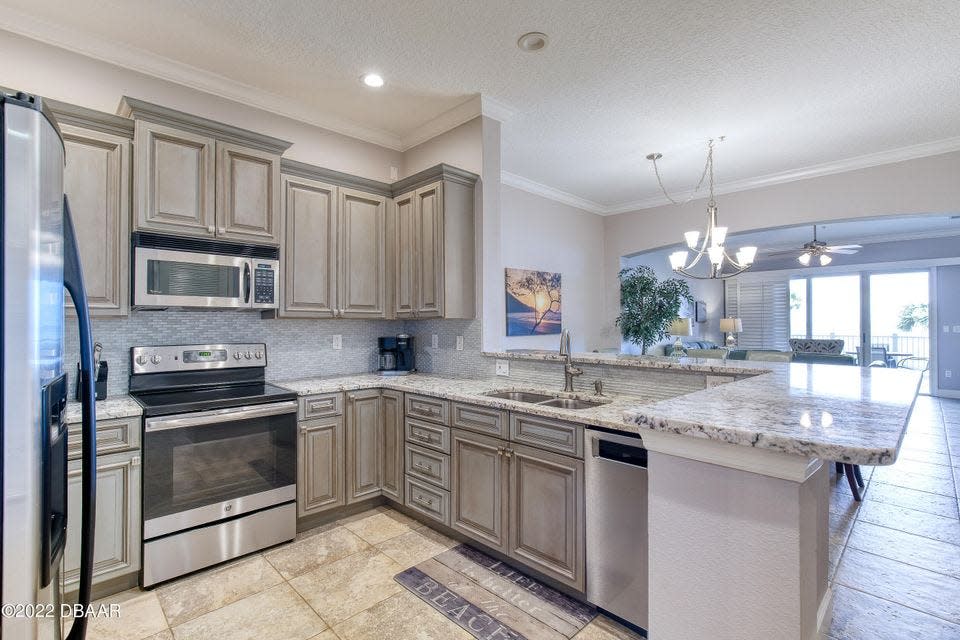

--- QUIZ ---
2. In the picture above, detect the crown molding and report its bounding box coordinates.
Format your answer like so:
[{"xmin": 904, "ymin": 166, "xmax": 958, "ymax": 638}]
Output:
[
  {"xmin": 500, "ymin": 171, "xmax": 606, "ymax": 214},
  {"xmin": 398, "ymin": 94, "xmax": 515, "ymax": 151},
  {"xmin": 0, "ymin": 11, "xmax": 408, "ymax": 150}
]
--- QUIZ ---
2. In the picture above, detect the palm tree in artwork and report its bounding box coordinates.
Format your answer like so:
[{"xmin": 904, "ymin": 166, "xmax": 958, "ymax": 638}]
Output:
[{"xmin": 506, "ymin": 270, "xmax": 561, "ymax": 334}]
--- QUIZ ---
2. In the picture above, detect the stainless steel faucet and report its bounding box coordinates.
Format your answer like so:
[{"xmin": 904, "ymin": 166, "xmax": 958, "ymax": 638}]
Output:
[{"xmin": 558, "ymin": 329, "xmax": 583, "ymax": 392}]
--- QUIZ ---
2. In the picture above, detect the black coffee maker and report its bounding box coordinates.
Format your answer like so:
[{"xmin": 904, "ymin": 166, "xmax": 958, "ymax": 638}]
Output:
[{"xmin": 378, "ymin": 334, "xmax": 415, "ymax": 376}]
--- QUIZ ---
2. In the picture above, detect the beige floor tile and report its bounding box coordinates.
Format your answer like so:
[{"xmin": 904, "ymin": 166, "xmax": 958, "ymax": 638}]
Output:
[
  {"xmin": 865, "ymin": 481, "xmax": 959, "ymax": 518},
  {"xmin": 847, "ymin": 520, "xmax": 960, "ymax": 579},
  {"xmin": 872, "ymin": 469, "xmax": 957, "ymax": 497},
  {"xmin": 307, "ymin": 631, "xmax": 339, "ymax": 640},
  {"xmin": 86, "ymin": 590, "xmax": 168, "ymax": 640},
  {"xmin": 829, "ymin": 508, "xmax": 856, "ymax": 546},
  {"xmin": 341, "ymin": 510, "xmax": 414, "ymax": 544},
  {"xmin": 375, "ymin": 526, "xmax": 456, "ymax": 568},
  {"xmin": 379, "ymin": 507, "xmax": 420, "ymax": 527},
  {"xmin": 857, "ymin": 500, "xmax": 960, "ymax": 545},
  {"xmin": 170, "ymin": 583, "xmax": 326, "ymax": 640},
  {"xmin": 333, "ymin": 591, "xmax": 473, "ymax": 640},
  {"xmin": 829, "ymin": 584, "xmax": 960, "ymax": 639},
  {"xmin": 143, "ymin": 632, "xmax": 174, "ymax": 640},
  {"xmin": 157, "ymin": 554, "xmax": 283, "ymax": 626},
  {"xmin": 573, "ymin": 614, "xmax": 645, "ymax": 639},
  {"xmin": 334, "ymin": 506, "xmax": 387, "ymax": 526},
  {"xmin": 264, "ymin": 525, "xmax": 369, "ymax": 579},
  {"xmin": 289, "ymin": 548, "xmax": 403, "ymax": 626}
]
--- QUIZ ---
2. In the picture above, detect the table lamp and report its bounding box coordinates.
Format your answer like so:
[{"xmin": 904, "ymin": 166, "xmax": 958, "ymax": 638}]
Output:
[
  {"xmin": 720, "ymin": 317, "xmax": 743, "ymax": 347},
  {"xmin": 668, "ymin": 317, "xmax": 693, "ymax": 356}
]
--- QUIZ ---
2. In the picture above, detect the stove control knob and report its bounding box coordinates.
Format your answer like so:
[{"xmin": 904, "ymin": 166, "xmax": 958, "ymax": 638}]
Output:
[
  {"xmin": 135, "ymin": 354, "xmax": 148, "ymax": 366},
  {"xmin": 234, "ymin": 352, "xmax": 242, "ymax": 360},
  {"xmin": 244, "ymin": 351, "xmax": 252, "ymax": 360},
  {"xmin": 254, "ymin": 351, "xmax": 263, "ymax": 360},
  {"xmin": 150, "ymin": 355, "xmax": 162, "ymax": 365}
]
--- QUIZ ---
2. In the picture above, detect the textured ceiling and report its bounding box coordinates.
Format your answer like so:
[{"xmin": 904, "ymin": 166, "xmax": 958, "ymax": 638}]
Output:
[{"xmin": 3, "ymin": 0, "xmax": 959, "ymax": 208}]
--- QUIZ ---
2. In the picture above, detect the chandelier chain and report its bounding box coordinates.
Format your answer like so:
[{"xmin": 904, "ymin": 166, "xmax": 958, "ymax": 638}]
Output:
[{"xmin": 650, "ymin": 138, "xmax": 717, "ymax": 206}]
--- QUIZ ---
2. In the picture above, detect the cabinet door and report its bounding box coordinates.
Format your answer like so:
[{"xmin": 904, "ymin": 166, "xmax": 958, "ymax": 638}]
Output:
[
  {"xmin": 346, "ymin": 390, "xmax": 382, "ymax": 503},
  {"xmin": 63, "ymin": 451, "xmax": 141, "ymax": 591},
  {"xmin": 216, "ymin": 142, "xmax": 281, "ymax": 244},
  {"xmin": 380, "ymin": 390, "xmax": 404, "ymax": 501},
  {"xmin": 338, "ymin": 188, "xmax": 386, "ymax": 318},
  {"xmin": 392, "ymin": 191, "xmax": 417, "ymax": 318},
  {"xmin": 451, "ymin": 429, "xmax": 508, "ymax": 553},
  {"xmin": 298, "ymin": 416, "xmax": 345, "ymax": 517},
  {"xmin": 415, "ymin": 182, "xmax": 444, "ymax": 318},
  {"xmin": 134, "ymin": 120, "xmax": 216, "ymax": 237},
  {"xmin": 281, "ymin": 175, "xmax": 337, "ymax": 317},
  {"xmin": 508, "ymin": 443, "xmax": 585, "ymax": 590},
  {"xmin": 61, "ymin": 124, "xmax": 130, "ymax": 316}
]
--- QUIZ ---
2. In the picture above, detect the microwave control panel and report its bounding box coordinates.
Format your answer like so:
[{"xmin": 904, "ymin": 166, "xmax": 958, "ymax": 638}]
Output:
[{"xmin": 253, "ymin": 262, "xmax": 277, "ymax": 305}]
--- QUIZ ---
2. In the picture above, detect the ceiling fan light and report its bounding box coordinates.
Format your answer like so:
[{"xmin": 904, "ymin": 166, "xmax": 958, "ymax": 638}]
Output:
[
  {"xmin": 707, "ymin": 246, "xmax": 724, "ymax": 265},
  {"xmin": 669, "ymin": 250, "xmax": 689, "ymax": 270},
  {"xmin": 711, "ymin": 226, "xmax": 728, "ymax": 247},
  {"xmin": 798, "ymin": 252, "xmax": 811, "ymax": 266},
  {"xmin": 819, "ymin": 254, "xmax": 833, "ymax": 266},
  {"xmin": 684, "ymin": 231, "xmax": 700, "ymax": 249},
  {"xmin": 737, "ymin": 246, "xmax": 757, "ymax": 265}
]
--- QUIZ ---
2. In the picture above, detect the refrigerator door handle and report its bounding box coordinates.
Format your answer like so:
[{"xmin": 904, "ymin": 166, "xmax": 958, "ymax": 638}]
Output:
[{"xmin": 61, "ymin": 195, "xmax": 98, "ymax": 640}]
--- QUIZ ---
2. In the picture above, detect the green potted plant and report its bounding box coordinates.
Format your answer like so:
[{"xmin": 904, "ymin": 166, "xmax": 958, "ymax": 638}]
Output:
[{"xmin": 616, "ymin": 266, "xmax": 693, "ymax": 355}]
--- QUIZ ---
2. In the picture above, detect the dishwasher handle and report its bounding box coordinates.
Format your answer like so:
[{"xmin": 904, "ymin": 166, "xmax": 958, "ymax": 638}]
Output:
[{"xmin": 597, "ymin": 439, "xmax": 648, "ymax": 468}]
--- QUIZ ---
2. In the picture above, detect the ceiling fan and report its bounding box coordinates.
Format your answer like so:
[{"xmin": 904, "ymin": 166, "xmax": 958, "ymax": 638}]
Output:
[{"xmin": 764, "ymin": 225, "xmax": 862, "ymax": 266}]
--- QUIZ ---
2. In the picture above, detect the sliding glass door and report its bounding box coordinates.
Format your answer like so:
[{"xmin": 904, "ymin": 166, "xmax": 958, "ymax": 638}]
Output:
[{"xmin": 867, "ymin": 271, "xmax": 929, "ymax": 369}]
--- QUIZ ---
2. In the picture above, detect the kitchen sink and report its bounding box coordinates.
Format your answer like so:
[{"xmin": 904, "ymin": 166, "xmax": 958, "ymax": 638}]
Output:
[
  {"xmin": 537, "ymin": 397, "xmax": 606, "ymax": 410},
  {"xmin": 484, "ymin": 390, "xmax": 554, "ymax": 403}
]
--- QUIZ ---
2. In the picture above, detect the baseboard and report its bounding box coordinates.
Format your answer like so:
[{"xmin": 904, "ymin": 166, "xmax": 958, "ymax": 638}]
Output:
[
  {"xmin": 814, "ymin": 586, "xmax": 834, "ymax": 640},
  {"xmin": 296, "ymin": 496, "xmax": 387, "ymax": 532}
]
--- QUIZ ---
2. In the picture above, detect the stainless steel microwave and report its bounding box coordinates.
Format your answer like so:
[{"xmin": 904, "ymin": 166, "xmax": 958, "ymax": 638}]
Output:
[{"xmin": 132, "ymin": 233, "xmax": 279, "ymax": 310}]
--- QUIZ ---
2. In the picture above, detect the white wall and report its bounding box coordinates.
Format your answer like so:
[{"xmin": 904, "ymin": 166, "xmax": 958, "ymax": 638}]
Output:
[
  {"xmin": 498, "ymin": 185, "xmax": 605, "ymax": 352},
  {"xmin": 402, "ymin": 117, "xmax": 482, "ymax": 177},
  {"xmin": 0, "ymin": 30, "xmax": 403, "ymax": 181},
  {"xmin": 602, "ymin": 150, "xmax": 960, "ymax": 348}
]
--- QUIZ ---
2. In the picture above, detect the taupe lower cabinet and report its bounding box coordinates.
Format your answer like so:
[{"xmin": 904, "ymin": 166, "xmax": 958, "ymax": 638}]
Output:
[
  {"xmin": 449, "ymin": 407, "xmax": 586, "ymax": 591},
  {"xmin": 391, "ymin": 175, "xmax": 475, "ymax": 319},
  {"xmin": 380, "ymin": 390, "xmax": 404, "ymax": 501},
  {"xmin": 63, "ymin": 425, "xmax": 141, "ymax": 593},
  {"xmin": 345, "ymin": 390, "xmax": 383, "ymax": 503},
  {"xmin": 278, "ymin": 174, "xmax": 387, "ymax": 319},
  {"xmin": 49, "ymin": 101, "xmax": 133, "ymax": 317},
  {"xmin": 297, "ymin": 416, "xmax": 345, "ymax": 516},
  {"xmin": 120, "ymin": 97, "xmax": 290, "ymax": 246}
]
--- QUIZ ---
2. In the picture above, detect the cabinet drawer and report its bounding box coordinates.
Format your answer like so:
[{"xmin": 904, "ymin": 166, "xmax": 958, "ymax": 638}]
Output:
[
  {"xmin": 510, "ymin": 413, "xmax": 583, "ymax": 458},
  {"xmin": 405, "ymin": 418, "xmax": 450, "ymax": 454},
  {"xmin": 405, "ymin": 443, "xmax": 450, "ymax": 490},
  {"xmin": 68, "ymin": 416, "xmax": 140, "ymax": 460},
  {"xmin": 405, "ymin": 394, "xmax": 449, "ymax": 425},
  {"xmin": 405, "ymin": 477, "xmax": 450, "ymax": 526},
  {"xmin": 299, "ymin": 393, "xmax": 343, "ymax": 419},
  {"xmin": 451, "ymin": 403, "xmax": 508, "ymax": 438}
]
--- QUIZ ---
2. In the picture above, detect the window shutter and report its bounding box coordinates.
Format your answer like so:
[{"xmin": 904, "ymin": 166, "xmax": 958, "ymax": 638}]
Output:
[{"xmin": 725, "ymin": 278, "xmax": 790, "ymax": 350}]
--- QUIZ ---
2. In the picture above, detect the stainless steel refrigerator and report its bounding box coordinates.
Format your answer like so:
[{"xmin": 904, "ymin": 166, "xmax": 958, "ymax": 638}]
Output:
[{"xmin": 1, "ymin": 92, "xmax": 98, "ymax": 639}]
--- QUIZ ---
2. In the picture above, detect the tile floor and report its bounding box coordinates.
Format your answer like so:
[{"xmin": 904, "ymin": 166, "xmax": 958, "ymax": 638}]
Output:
[{"xmin": 84, "ymin": 395, "xmax": 960, "ymax": 640}]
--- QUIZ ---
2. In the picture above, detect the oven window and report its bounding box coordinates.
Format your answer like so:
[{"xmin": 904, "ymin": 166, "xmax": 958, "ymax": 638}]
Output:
[
  {"xmin": 143, "ymin": 412, "xmax": 295, "ymax": 521},
  {"xmin": 147, "ymin": 259, "xmax": 241, "ymax": 298}
]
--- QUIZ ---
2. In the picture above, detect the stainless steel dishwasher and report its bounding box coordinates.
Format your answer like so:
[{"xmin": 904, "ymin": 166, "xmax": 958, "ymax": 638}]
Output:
[{"xmin": 585, "ymin": 427, "xmax": 648, "ymax": 633}]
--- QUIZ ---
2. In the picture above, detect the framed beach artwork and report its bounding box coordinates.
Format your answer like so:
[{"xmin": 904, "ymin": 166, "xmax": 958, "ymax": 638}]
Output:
[{"xmin": 505, "ymin": 268, "xmax": 562, "ymax": 336}]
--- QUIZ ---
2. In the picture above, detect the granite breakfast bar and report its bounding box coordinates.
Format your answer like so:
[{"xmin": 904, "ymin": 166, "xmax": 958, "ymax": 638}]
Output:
[{"xmin": 275, "ymin": 355, "xmax": 921, "ymax": 640}]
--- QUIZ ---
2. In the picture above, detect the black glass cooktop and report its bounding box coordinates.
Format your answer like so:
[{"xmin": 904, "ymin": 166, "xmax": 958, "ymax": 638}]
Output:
[{"xmin": 131, "ymin": 382, "xmax": 297, "ymax": 417}]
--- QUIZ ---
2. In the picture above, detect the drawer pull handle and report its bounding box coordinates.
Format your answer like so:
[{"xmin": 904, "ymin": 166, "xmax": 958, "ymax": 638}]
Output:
[
  {"xmin": 310, "ymin": 400, "xmax": 333, "ymax": 410},
  {"xmin": 412, "ymin": 433, "xmax": 434, "ymax": 443},
  {"xmin": 416, "ymin": 494, "xmax": 434, "ymax": 507},
  {"xmin": 414, "ymin": 462, "xmax": 435, "ymax": 474}
]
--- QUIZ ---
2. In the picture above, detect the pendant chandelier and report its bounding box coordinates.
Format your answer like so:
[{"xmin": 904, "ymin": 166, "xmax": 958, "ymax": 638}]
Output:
[{"xmin": 648, "ymin": 138, "xmax": 757, "ymax": 279}]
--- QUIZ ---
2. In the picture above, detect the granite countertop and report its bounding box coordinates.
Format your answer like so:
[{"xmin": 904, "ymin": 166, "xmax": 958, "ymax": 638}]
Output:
[
  {"xmin": 65, "ymin": 395, "xmax": 142, "ymax": 424},
  {"xmin": 482, "ymin": 350, "xmax": 771, "ymax": 376},
  {"xmin": 276, "ymin": 360, "xmax": 921, "ymax": 465}
]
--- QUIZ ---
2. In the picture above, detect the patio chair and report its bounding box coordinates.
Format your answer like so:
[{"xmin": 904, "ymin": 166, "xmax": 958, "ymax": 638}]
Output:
[
  {"xmin": 855, "ymin": 345, "xmax": 896, "ymax": 368},
  {"xmin": 896, "ymin": 356, "xmax": 929, "ymax": 371}
]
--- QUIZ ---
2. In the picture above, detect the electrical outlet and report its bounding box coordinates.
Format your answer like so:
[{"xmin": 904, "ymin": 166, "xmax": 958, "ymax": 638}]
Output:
[
  {"xmin": 332, "ymin": 335, "xmax": 342, "ymax": 350},
  {"xmin": 946, "ymin": 370, "xmax": 953, "ymax": 379},
  {"xmin": 495, "ymin": 359, "xmax": 509, "ymax": 376},
  {"xmin": 431, "ymin": 334, "xmax": 439, "ymax": 349},
  {"xmin": 456, "ymin": 335, "xmax": 464, "ymax": 351}
]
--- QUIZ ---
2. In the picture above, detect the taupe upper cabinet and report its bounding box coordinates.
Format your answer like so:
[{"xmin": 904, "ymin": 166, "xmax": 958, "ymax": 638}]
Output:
[
  {"xmin": 391, "ymin": 166, "xmax": 477, "ymax": 319},
  {"xmin": 50, "ymin": 101, "xmax": 133, "ymax": 317},
  {"xmin": 339, "ymin": 188, "xmax": 387, "ymax": 318},
  {"xmin": 119, "ymin": 97, "xmax": 290, "ymax": 246},
  {"xmin": 280, "ymin": 175, "xmax": 338, "ymax": 318}
]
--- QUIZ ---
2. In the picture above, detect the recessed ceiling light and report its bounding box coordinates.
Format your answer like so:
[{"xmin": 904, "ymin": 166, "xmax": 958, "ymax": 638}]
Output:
[
  {"xmin": 517, "ymin": 32, "xmax": 548, "ymax": 52},
  {"xmin": 361, "ymin": 73, "xmax": 384, "ymax": 88}
]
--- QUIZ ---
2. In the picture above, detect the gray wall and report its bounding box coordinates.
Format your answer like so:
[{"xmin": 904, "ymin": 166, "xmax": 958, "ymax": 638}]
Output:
[{"xmin": 936, "ymin": 265, "xmax": 960, "ymax": 391}]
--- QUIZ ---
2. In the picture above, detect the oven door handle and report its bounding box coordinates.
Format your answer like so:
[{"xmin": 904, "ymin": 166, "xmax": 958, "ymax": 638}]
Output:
[{"xmin": 145, "ymin": 401, "xmax": 297, "ymax": 432}]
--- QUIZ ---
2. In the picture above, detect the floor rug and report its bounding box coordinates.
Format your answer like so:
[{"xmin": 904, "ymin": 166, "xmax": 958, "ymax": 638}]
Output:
[{"xmin": 395, "ymin": 543, "xmax": 596, "ymax": 640}]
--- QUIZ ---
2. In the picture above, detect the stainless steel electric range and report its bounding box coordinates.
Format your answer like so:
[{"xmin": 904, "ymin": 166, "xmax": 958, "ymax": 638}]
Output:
[{"xmin": 128, "ymin": 343, "xmax": 297, "ymax": 587}]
